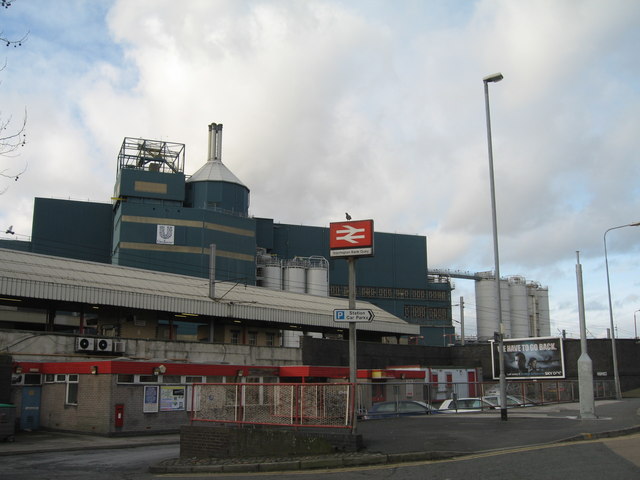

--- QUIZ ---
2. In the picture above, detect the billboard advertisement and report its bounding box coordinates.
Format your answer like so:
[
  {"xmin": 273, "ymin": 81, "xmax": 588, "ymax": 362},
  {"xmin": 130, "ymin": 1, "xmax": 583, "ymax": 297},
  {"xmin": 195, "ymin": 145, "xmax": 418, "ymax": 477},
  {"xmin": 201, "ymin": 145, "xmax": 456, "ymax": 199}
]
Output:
[{"xmin": 491, "ymin": 336, "xmax": 565, "ymax": 380}]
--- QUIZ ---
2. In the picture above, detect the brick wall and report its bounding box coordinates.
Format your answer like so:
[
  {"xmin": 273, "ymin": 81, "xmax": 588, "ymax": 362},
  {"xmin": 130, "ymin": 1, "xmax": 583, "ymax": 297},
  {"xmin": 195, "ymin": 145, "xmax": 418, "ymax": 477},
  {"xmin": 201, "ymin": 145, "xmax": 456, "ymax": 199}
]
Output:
[
  {"xmin": 38, "ymin": 376, "xmax": 191, "ymax": 435},
  {"xmin": 180, "ymin": 424, "xmax": 362, "ymax": 458},
  {"xmin": 302, "ymin": 337, "xmax": 640, "ymax": 389},
  {"xmin": 112, "ymin": 383, "xmax": 190, "ymax": 435}
]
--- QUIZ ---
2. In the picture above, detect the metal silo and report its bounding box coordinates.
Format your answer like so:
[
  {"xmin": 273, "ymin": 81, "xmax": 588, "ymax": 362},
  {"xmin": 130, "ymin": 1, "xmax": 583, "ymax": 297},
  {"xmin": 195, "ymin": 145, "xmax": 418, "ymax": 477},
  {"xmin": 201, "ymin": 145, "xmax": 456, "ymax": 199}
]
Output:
[
  {"xmin": 306, "ymin": 256, "xmax": 329, "ymax": 296},
  {"xmin": 256, "ymin": 251, "xmax": 282, "ymax": 291},
  {"xmin": 526, "ymin": 282, "xmax": 550, "ymax": 337},
  {"xmin": 475, "ymin": 273, "xmax": 511, "ymax": 340},
  {"xmin": 500, "ymin": 279, "xmax": 512, "ymax": 338},
  {"xmin": 475, "ymin": 273, "xmax": 498, "ymax": 341},
  {"xmin": 535, "ymin": 286, "xmax": 551, "ymax": 336},
  {"xmin": 261, "ymin": 263, "xmax": 283, "ymax": 291},
  {"xmin": 509, "ymin": 276, "xmax": 529, "ymax": 338},
  {"xmin": 283, "ymin": 258, "xmax": 306, "ymax": 294}
]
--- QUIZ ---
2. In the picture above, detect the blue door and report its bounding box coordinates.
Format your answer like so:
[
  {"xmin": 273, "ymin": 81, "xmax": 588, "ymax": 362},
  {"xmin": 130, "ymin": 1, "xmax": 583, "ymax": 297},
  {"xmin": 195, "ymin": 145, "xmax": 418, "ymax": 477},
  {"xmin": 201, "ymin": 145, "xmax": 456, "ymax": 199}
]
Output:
[{"xmin": 20, "ymin": 386, "xmax": 41, "ymax": 431}]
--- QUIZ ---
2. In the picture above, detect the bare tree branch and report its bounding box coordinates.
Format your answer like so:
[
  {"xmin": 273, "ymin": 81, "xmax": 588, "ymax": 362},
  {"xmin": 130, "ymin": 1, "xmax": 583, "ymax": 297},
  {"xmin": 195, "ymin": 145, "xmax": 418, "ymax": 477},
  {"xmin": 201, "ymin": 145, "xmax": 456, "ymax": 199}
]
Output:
[
  {"xmin": 0, "ymin": 0, "xmax": 29, "ymax": 195},
  {"xmin": 0, "ymin": 30, "xmax": 28, "ymax": 47},
  {"xmin": 0, "ymin": 107, "xmax": 27, "ymax": 155}
]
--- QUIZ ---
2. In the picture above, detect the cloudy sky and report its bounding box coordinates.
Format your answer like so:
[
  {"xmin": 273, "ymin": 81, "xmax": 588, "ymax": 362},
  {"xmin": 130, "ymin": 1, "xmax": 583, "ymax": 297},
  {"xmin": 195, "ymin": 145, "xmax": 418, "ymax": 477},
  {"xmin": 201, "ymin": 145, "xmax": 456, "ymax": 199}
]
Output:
[{"xmin": 1, "ymin": 0, "xmax": 639, "ymax": 340}]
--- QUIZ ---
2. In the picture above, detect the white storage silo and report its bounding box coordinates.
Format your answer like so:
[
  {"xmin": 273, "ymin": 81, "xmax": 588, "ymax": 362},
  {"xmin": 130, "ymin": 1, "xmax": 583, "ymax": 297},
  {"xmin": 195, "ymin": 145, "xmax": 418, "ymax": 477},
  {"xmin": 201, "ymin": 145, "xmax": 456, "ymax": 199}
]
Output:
[
  {"xmin": 261, "ymin": 263, "xmax": 282, "ymax": 291},
  {"xmin": 500, "ymin": 279, "xmax": 512, "ymax": 338},
  {"xmin": 535, "ymin": 286, "xmax": 551, "ymax": 336},
  {"xmin": 283, "ymin": 259, "xmax": 306, "ymax": 294},
  {"xmin": 509, "ymin": 276, "xmax": 529, "ymax": 338},
  {"xmin": 475, "ymin": 275, "xmax": 498, "ymax": 341},
  {"xmin": 475, "ymin": 274, "xmax": 511, "ymax": 340},
  {"xmin": 306, "ymin": 256, "xmax": 329, "ymax": 296}
]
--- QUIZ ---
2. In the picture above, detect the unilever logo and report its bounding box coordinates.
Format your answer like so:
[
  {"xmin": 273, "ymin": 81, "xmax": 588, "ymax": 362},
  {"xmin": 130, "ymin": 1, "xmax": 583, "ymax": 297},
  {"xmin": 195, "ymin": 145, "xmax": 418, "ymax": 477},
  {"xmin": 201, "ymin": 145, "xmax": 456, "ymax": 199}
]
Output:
[{"xmin": 157, "ymin": 225, "xmax": 175, "ymax": 244}]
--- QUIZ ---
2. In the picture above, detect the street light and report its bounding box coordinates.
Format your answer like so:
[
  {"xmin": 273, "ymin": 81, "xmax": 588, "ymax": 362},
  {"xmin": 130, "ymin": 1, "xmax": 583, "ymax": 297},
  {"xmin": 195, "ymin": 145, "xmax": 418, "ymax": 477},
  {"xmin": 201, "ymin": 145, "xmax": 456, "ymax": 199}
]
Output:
[
  {"xmin": 634, "ymin": 309, "xmax": 640, "ymax": 340},
  {"xmin": 483, "ymin": 72, "xmax": 507, "ymax": 421},
  {"xmin": 604, "ymin": 221, "xmax": 640, "ymax": 400}
]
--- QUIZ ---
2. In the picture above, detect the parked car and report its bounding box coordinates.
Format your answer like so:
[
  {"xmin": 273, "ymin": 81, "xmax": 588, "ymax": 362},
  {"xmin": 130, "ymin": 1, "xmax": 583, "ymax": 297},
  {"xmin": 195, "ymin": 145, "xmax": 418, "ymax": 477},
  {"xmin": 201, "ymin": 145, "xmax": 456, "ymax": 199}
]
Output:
[
  {"xmin": 438, "ymin": 397, "xmax": 495, "ymax": 413},
  {"xmin": 482, "ymin": 395, "xmax": 536, "ymax": 408},
  {"xmin": 362, "ymin": 400, "xmax": 439, "ymax": 420}
]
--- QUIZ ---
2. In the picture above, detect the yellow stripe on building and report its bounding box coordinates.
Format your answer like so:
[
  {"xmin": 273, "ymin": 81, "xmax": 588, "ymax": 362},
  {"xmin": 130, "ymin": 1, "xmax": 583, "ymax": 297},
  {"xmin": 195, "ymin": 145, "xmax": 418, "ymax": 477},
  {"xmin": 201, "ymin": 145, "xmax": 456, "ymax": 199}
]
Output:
[
  {"xmin": 118, "ymin": 242, "xmax": 254, "ymax": 262},
  {"xmin": 121, "ymin": 215, "xmax": 254, "ymax": 237}
]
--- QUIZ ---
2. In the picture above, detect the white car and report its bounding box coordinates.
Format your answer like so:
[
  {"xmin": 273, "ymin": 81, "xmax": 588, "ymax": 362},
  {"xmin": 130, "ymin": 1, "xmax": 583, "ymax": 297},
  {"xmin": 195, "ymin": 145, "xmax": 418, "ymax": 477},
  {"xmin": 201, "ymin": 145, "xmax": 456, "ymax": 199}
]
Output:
[{"xmin": 438, "ymin": 397, "xmax": 495, "ymax": 413}]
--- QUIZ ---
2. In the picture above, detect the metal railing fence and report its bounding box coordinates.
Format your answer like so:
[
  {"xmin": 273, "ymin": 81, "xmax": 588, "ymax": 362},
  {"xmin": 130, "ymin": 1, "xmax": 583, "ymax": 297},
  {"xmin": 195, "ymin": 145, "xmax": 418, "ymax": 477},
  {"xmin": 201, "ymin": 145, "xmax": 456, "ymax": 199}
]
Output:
[
  {"xmin": 190, "ymin": 382, "xmax": 353, "ymax": 429},
  {"xmin": 189, "ymin": 380, "xmax": 616, "ymax": 427},
  {"xmin": 355, "ymin": 379, "xmax": 617, "ymax": 414}
]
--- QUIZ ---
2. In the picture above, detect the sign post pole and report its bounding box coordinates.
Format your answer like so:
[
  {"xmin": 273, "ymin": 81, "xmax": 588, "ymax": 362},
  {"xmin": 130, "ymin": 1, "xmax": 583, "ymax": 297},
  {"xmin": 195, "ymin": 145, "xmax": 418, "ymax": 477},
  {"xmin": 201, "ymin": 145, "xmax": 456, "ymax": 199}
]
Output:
[
  {"xmin": 348, "ymin": 256, "xmax": 357, "ymax": 431},
  {"xmin": 329, "ymin": 218, "xmax": 375, "ymax": 434}
]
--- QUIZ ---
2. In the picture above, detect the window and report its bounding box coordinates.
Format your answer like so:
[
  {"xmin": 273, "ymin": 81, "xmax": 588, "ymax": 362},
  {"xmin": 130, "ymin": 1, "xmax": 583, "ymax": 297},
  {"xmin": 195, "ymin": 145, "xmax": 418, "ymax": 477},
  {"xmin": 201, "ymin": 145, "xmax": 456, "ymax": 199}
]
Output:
[
  {"xmin": 248, "ymin": 331, "xmax": 258, "ymax": 346},
  {"xmin": 116, "ymin": 374, "xmax": 134, "ymax": 383},
  {"xmin": 22, "ymin": 374, "xmax": 41, "ymax": 385},
  {"xmin": 399, "ymin": 402, "xmax": 425, "ymax": 413},
  {"xmin": 376, "ymin": 403, "xmax": 396, "ymax": 413},
  {"xmin": 230, "ymin": 330, "xmax": 240, "ymax": 345},
  {"xmin": 266, "ymin": 332, "xmax": 275, "ymax": 347},
  {"xmin": 66, "ymin": 375, "xmax": 79, "ymax": 405},
  {"xmin": 185, "ymin": 376, "xmax": 205, "ymax": 384}
]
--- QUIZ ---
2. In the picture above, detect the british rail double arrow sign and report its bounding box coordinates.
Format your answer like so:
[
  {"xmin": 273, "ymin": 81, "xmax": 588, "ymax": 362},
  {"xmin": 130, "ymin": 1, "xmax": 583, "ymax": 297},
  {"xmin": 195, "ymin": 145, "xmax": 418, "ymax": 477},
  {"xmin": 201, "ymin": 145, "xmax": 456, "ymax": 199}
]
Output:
[{"xmin": 329, "ymin": 219, "xmax": 374, "ymax": 258}]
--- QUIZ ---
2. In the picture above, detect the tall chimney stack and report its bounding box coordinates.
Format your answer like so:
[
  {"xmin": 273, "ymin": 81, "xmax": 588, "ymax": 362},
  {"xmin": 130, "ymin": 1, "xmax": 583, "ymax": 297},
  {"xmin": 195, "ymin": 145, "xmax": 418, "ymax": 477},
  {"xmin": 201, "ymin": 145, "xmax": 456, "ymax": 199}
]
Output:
[{"xmin": 207, "ymin": 123, "xmax": 223, "ymax": 162}]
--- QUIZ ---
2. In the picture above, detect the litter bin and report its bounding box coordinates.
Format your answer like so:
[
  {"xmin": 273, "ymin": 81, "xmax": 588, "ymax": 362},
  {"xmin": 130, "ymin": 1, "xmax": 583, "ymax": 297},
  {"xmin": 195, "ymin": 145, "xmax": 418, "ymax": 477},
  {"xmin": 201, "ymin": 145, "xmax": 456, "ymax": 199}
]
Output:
[{"xmin": 0, "ymin": 403, "xmax": 16, "ymax": 442}]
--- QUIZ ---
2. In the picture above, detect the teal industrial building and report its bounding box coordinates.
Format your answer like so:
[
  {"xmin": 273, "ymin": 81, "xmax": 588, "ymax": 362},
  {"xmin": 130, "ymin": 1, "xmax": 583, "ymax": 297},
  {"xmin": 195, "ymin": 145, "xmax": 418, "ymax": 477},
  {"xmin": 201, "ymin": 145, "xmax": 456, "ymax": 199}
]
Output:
[{"xmin": 5, "ymin": 123, "xmax": 453, "ymax": 345}]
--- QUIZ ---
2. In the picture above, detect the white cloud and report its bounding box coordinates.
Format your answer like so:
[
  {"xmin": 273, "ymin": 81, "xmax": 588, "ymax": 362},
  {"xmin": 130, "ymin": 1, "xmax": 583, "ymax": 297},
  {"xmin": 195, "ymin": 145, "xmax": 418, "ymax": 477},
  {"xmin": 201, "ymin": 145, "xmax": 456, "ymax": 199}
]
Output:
[{"xmin": 2, "ymin": 0, "xmax": 639, "ymax": 340}]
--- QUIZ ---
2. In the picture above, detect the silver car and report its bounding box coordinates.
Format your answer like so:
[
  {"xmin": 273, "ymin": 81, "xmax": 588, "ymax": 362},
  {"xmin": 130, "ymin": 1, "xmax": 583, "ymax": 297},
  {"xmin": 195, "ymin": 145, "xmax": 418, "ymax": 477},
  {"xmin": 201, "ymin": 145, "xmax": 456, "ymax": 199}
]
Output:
[
  {"xmin": 438, "ymin": 397, "xmax": 495, "ymax": 413},
  {"xmin": 482, "ymin": 395, "xmax": 536, "ymax": 408}
]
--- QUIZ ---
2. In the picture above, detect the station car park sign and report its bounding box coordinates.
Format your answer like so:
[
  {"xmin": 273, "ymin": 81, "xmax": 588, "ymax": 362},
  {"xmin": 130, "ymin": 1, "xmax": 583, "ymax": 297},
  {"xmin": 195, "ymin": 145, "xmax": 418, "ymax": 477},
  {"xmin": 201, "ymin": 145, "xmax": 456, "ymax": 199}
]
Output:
[
  {"xmin": 333, "ymin": 309, "xmax": 375, "ymax": 323},
  {"xmin": 329, "ymin": 219, "xmax": 374, "ymax": 258}
]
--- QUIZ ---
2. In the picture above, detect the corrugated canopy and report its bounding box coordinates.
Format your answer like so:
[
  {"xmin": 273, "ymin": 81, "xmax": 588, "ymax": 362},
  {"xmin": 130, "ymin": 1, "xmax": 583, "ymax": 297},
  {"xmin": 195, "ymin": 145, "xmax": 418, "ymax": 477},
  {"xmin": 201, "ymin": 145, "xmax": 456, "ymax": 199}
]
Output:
[{"xmin": 0, "ymin": 248, "xmax": 418, "ymax": 335}]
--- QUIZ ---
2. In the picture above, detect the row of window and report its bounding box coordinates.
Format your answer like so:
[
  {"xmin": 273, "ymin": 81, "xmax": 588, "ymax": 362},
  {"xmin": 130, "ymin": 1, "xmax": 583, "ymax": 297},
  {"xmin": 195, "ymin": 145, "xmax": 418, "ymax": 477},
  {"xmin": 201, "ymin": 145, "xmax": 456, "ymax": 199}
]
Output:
[
  {"xmin": 42, "ymin": 374, "xmax": 278, "ymax": 407},
  {"xmin": 330, "ymin": 285, "xmax": 450, "ymax": 301},
  {"xmin": 229, "ymin": 330, "xmax": 277, "ymax": 345},
  {"xmin": 403, "ymin": 305, "xmax": 451, "ymax": 320}
]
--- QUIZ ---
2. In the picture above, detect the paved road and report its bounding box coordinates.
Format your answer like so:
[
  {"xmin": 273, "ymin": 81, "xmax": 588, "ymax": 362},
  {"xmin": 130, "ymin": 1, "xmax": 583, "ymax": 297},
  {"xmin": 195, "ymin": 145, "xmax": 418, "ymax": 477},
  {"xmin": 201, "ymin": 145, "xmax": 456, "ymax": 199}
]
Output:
[
  {"xmin": 159, "ymin": 434, "xmax": 640, "ymax": 480},
  {"xmin": 1, "ymin": 444, "xmax": 178, "ymax": 480},
  {"xmin": 2, "ymin": 398, "xmax": 639, "ymax": 479}
]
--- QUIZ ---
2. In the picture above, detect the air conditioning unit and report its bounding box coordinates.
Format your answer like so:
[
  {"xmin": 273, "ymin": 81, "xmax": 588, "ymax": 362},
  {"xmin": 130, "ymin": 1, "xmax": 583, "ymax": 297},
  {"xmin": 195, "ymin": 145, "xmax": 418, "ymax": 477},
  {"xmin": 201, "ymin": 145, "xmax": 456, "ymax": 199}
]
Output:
[
  {"xmin": 113, "ymin": 341, "xmax": 126, "ymax": 354},
  {"xmin": 95, "ymin": 338, "xmax": 113, "ymax": 352},
  {"xmin": 76, "ymin": 337, "xmax": 96, "ymax": 352}
]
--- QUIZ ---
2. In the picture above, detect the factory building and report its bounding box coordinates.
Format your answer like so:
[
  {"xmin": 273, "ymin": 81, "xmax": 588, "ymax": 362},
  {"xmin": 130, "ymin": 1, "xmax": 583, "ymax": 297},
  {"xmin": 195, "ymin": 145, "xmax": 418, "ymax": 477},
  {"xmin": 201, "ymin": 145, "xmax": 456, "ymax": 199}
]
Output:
[{"xmin": 4, "ymin": 123, "xmax": 453, "ymax": 345}]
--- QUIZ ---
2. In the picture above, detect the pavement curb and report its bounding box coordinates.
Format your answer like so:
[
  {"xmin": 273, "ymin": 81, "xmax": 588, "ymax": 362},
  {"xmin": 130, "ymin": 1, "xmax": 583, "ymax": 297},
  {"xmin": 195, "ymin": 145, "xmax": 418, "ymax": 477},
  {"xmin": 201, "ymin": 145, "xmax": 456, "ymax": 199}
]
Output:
[
  {"xmin": 0, "ymin": 439, "xmax": 180, "ymax": 457},
  {"xmin": 557, "ymin": 424, "xmax": 640, "ymax": 443},
  {"xmin": 149, "ymin": 451, "xmax": 464, "ymax": 474}
]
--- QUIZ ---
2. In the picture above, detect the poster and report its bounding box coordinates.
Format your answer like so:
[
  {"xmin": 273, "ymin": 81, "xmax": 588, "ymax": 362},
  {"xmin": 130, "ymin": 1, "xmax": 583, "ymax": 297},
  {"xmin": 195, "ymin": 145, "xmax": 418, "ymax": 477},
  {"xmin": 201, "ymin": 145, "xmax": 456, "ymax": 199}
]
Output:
[
  {"xmin": 143, "ymin": 386, "xmax": 159, "ymax": 413},
  {"xmin": 160, "ymin": 386, "xmax": 186, "ymax": 411},
  {"xmin": 491, "ymin": 337, "xmax": 565, "ymax": 380}
]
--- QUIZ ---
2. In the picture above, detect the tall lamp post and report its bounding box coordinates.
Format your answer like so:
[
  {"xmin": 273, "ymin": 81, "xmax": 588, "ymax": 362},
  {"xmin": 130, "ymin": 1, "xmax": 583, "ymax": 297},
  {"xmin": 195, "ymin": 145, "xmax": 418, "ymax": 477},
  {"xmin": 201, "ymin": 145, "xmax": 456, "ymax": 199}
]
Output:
[
  {"xmin": 604, "ymin": 221, "xmax": 640, "ymax": 400},
  {"xmin": 483, "ymin": 72, "xmax": 507, "ymax": 421},
  {"xmin": 634, "ymin": 309, "xmax": 640, "ymax": 340}
]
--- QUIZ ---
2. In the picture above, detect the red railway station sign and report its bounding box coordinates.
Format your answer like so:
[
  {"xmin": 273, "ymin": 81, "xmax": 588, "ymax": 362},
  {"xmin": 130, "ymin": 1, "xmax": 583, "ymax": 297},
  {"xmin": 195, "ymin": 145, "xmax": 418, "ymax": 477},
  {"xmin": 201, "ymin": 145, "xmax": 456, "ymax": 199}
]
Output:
[{"xmin": 329, "ymin": 219, "xmax": 374, "ymax": 258}]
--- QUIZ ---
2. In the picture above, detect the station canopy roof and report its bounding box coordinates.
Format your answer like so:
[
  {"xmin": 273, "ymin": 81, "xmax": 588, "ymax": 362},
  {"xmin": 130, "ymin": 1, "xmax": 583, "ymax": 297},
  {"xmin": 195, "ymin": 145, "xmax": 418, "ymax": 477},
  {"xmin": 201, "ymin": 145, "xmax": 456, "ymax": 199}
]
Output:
[{"xmin": 0, "ymin": 248, "xmax": 419, "ymax": 336}]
